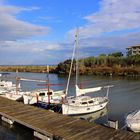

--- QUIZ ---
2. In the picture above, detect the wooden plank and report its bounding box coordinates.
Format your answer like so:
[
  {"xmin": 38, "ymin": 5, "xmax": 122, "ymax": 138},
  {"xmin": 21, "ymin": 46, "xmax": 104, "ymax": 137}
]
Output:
[
  {"xmin": 0, "ymin": 104, "xmax": 25, "ymax": 112},
  {"xmin": 31, "ymin": 116, "xmax": 80, "ymax": 135},
  {"xmin": 17, "ymin": 112, "xmax": 48, "ymax": 122},
  {"xmin": 31, "ymin": 115, "xmax": 75, "ymax": 131},
  {"xmin": 7, "ymin": 108, "xmax": 40, "ymax": 118},
  {"xmin": 93, "ymin": 127, "xmax": 118, "ymax": 140},
  {"xmin": 111, "ymin": 130, "xmax": 137, "ymax": 140},
  {"xmin": 58, "ymin": 122, "xmax": 101, "ymax": 140},
  {"xmin": 14, "ymin": 109, "xmax": 45, "ymax": 119},
  {"xmin": 78, "ymin": 127, "xmax": 112, "ymax": 140},
  {"xmin": 48, "ymin": 120, "xmax": 96, "ymax": 139},
  {"xmin": 0, "ymin": 102, "xmax": 18, "ymax": 107}
]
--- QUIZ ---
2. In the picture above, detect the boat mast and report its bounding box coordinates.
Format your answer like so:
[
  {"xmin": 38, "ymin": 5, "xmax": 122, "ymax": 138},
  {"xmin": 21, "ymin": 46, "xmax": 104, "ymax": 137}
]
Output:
[
  {"xmin": 47, "ymin": 65, "xmax": 50, "ymax": 92},
  {"xmin": 47, "ymin": 65, "xmax": 50, "ymax": 104},
  {"xmin": 65, "ymin": 29, "xmax": 78, "ymax": 96},
  {"xmin": 75, "ymin": 28, "xmax": 79, "ymax": 86},
  {"xmin": 16, "ymin": 69, "xmax": 19, "ymax": 95}
]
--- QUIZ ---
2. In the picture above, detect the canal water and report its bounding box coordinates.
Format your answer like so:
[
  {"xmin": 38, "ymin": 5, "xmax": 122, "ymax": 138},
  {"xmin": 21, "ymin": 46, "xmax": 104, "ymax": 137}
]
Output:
[{"xmin": 0, "ymin": 72, "xmax": 140, "ymax": 139}]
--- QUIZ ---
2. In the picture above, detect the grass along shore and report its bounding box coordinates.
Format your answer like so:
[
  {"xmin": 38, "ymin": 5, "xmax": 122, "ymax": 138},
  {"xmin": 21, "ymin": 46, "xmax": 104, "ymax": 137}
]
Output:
[
  {"xmin": 0, "ymin": 65, "xmax": 57, "ymax": 73},
  {"xmin": 0, "ymin": 65, "xmax": 140, "ymax": 77}
]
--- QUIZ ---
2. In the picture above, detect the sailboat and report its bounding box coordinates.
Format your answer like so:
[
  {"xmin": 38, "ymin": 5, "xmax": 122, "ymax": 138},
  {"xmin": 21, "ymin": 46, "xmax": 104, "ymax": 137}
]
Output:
[
  {"xmin": 23, "ymin": 66, "xmax": 66, "ymax": 105},
  {"xmin": 2, "ymin": 70, "xmax": 23, "ymax": 101},
  {"xmin": 0, "ymin": 78, "xmax": 21, "ymax": 95},
  {"xmin": 125, "ymin": 110, "xmax": 140, "ymax": 132},
  {"xmin": 0, "ymin": 82, "xmax": 23, "ymax": 101},
  {"xmin": 62, "ymin": 29, "xmax": 112, "ymax": 115},
  {"xmin": 0, "ymin": 70, "xmax": 45, "ymax": 101},
  {"xmin": 23, "ymin": 88, "xmax": 65, "ymax": 105}
]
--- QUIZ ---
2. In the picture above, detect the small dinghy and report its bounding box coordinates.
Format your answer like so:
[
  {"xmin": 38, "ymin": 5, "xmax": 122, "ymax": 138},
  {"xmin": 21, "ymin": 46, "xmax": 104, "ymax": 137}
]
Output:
[{"xmin": 125, "ymin": 110, "xmax": 140, "ymax": 133}]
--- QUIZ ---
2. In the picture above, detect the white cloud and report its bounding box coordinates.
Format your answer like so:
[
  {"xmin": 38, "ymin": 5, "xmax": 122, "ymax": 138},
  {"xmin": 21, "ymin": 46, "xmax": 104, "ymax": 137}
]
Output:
[
  {"xmin": 0, "ymin": 4, "xmax": 48, "ymax": 41},
  {"xmin": 0, "ymin": 40, "xmax": 62, "ymax": 53},
  {"xmin": 67, "ymin": 0, "xmax": 140, "ymax": 39},
  {"xmin": 85, "ymin": 0, "xmax": 140, "ymax": 35},
  {"xmin": 0, "ymin": 40, "xmax": 71, "ymax": 65}
]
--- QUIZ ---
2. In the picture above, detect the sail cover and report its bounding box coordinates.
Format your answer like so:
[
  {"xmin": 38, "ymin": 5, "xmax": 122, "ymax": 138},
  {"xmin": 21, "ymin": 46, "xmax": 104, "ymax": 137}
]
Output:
[{"xmin": 75, "ymin": 85, "xmax": 102, "ymax": 97}]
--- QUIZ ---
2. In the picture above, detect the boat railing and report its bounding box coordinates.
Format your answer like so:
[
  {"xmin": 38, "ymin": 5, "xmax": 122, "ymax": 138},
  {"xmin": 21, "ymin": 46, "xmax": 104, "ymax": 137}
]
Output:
[{"xmin": 67, "ymin": 96, "xmax": 75, "ymax": 99}]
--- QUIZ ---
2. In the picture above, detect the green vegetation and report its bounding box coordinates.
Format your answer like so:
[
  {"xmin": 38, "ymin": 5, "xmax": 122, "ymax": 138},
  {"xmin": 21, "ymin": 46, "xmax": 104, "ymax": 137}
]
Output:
[{"xmin": 56, "ymin": 53, "xmax": 140, "ymax": 76}]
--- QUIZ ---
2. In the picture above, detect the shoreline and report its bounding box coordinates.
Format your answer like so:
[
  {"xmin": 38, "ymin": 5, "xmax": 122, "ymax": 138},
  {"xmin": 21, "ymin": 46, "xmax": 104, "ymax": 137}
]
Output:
[
  {"xmin": 0, "ymin": 65, "xmax": 57, "ymax": 73},
  {"xmin": 0, "ymin": 65, "xmax": 140, "ymax": 77}
]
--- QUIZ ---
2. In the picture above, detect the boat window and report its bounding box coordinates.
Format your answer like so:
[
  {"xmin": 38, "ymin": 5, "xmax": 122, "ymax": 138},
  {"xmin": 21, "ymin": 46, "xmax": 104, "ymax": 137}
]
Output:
[
  {"xmin": 39, "ymin": 92, "xmax": 45, "ymax": 96},
  {"xmin": 81, "ymin": 98, "xmax": 88, "ymax": 101},
  {"xmin": 81, "ymin": 102, "xmax": 87, "ymax": 105},
  {"xmin": 88, "ymin": 100, "xmax": 93, "ymax": 104},
  {"xmin": 47, "ymin": 92, "xmax": 52, "ymax": 95},
  {"xmin": 72, "ymin": 101, "xmax": 75, "ymax": 103}
]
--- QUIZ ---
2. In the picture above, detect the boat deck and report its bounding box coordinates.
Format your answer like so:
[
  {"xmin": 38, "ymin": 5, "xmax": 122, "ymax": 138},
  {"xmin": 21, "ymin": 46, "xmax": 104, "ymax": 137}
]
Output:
[{"xmin": 0, "ymin": 96, "xmax": 139, "ymax": 140}]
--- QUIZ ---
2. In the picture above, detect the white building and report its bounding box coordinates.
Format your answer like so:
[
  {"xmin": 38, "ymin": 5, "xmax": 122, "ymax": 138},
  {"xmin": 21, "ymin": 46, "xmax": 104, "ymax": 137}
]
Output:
[{"xmin": 126, "ymin": 45, "xmax": 140, "ymax": 56}]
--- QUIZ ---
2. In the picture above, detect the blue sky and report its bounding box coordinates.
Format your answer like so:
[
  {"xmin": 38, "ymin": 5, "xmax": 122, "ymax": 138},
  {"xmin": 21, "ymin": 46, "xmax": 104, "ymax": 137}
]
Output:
[{"xmin": 0, "ymin": 0, "xmax": 140, "ymax": 65}]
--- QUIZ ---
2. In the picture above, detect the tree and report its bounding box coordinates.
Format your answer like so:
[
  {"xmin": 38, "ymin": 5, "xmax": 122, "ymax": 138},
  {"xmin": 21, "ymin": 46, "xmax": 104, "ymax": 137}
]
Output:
[
  {"xmin": 108, "ymin": 52, "xmax": 123, "ymax": 57},
  {"xmin": 99, "ymin": 54, "xmax": 106, "ymax": 57}
]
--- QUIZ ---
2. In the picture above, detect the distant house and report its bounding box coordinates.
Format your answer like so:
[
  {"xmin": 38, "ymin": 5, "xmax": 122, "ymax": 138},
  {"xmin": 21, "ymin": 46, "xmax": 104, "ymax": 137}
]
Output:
[{"xmin": 126, "ymin": 45, "xmax": 140, "ymax": 56}]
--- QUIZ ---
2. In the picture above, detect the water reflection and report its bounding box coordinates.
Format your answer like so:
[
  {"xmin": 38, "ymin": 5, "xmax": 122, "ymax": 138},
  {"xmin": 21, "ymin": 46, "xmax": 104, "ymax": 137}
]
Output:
[
  {"xmin": 72, "ymin": 107, "xmax": 108, "ymax": 123},
  {"xmin": 0, "ymin": 120, "xmax": 37, "ymax": 140}
]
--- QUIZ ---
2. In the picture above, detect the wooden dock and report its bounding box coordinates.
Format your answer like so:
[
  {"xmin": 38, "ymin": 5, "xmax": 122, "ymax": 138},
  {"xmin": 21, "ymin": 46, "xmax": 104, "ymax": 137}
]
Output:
[{"xmin": 0, "ymin": 96, "xmax": 139, "ymax": 140}]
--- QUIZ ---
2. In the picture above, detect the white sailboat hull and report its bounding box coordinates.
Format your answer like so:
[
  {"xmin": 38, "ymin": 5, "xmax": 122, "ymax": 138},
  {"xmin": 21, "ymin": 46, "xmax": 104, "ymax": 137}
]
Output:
[
  {"xmin": 23, "ymin": 90, "xmax": 65, "ymax": 105},
  {"xmin": 62, "ymin": 100, "xmax": 108, "ymax": 115},
  {"xmin": 23, "ymin": 95, "xmax": 63, "ymax": 104},
  {"xmin": 23, "ymin": 94, "xmax": 38, "ymax": 104},
  {"xmin": 1, "ymin": 93, "xmax": 23, "ymax": 101},
  {"xmin": 0, "ymin": 89, "xmax": 7, "ymax": 94},
  {"xmin": 126, "ymin": 122, "xmax": 140, "ymax": 133},
  {"xmin": 126, "ymin": 110, "xmax": 140, "ymax": 133}
]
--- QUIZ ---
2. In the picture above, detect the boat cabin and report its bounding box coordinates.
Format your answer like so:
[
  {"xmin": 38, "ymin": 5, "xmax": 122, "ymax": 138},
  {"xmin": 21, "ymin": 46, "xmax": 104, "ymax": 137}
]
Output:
[{"xmin": 67, "ymin": 96, "xmax": 101, "ymax": 106}]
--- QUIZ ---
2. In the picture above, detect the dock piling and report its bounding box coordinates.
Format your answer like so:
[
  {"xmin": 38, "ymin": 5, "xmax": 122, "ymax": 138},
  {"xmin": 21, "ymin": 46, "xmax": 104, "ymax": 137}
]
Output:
[{"xmin": 1, "ymin": 116, "xmax": 14, "ymax": 125}]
